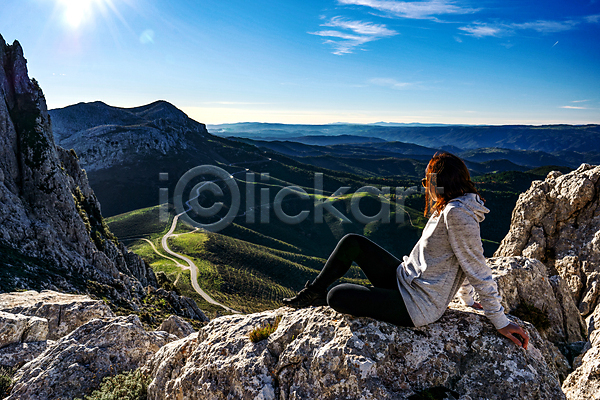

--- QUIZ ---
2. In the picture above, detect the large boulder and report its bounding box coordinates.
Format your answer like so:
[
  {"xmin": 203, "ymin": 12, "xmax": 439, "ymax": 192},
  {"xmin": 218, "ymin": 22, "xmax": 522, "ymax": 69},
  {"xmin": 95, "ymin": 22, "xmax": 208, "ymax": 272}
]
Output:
[
  {"xmin": 0, "ymin": 290, "xmax": 114, "ymax": 340},
  {"xmin": 144, "ymin": 306, "xmax": 565, "ymax": 400},
  {"xmin": 158, "ymin": 315, "xmax": 195, "ymax": 339},
  {"xmin": 7, "ymin": 315, "xmax": 177, "ymax": 400},
  {"xmin": 0, "ymin": 311, "xmax": 47, "ymax": 348},
  {"xmin": 488, "ymin": 257, "xmax": 585, "ymax": 344},
  {"xmin": 494, "ymin": 164, "xmax": 600, "ymax": 316}
]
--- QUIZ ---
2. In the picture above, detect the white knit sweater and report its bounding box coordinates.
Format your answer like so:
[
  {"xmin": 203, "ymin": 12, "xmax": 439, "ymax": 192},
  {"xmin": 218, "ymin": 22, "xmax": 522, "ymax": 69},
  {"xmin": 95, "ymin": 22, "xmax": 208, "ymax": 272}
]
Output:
[{"xmin": 396, "ymin": 193, "xmax": 510, "ymax": 329}]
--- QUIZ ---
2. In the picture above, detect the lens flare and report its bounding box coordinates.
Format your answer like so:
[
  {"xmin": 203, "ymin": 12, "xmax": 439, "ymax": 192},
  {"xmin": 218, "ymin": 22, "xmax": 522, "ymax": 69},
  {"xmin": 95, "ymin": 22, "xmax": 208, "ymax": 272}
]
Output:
[{"xmin": 59, "ymin": 0, "xmax": 94, "ymax": 28}]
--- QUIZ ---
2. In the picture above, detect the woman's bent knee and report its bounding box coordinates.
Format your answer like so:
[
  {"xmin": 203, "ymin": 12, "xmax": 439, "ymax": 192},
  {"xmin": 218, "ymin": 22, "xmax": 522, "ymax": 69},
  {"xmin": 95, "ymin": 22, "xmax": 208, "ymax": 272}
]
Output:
[{"xmin": 326, "ymin": 285, "xmax": 345, "ymax": 309}]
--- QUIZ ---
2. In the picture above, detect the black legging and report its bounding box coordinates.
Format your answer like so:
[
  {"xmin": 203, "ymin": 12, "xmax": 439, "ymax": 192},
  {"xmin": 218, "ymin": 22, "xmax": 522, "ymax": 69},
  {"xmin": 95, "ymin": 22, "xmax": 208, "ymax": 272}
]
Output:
[{"xmin": 311, "ymin": 233, "xmax": 414, "ymax": 327}]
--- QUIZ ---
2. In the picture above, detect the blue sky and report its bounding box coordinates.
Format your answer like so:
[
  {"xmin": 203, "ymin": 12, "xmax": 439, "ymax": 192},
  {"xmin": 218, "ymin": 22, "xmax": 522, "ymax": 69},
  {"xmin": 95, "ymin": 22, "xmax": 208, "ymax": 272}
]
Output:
[{"xmin": 1, "ymin": 0, "xmax": 599, "ymax": 124}]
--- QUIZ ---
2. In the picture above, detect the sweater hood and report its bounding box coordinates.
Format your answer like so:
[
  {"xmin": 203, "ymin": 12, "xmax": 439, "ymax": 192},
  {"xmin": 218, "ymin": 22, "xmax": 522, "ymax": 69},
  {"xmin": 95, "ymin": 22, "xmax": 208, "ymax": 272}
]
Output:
[{"xmin": 447, "ymin": 193, "xmax": 490, "ymax": 223}]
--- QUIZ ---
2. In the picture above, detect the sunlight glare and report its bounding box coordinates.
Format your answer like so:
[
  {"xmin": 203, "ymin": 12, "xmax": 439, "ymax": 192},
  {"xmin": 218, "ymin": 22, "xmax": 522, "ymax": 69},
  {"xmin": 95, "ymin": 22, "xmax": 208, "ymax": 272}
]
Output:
[{"xmin": 59, "ymin": 0, "xmax": 97, "ymax": 29}]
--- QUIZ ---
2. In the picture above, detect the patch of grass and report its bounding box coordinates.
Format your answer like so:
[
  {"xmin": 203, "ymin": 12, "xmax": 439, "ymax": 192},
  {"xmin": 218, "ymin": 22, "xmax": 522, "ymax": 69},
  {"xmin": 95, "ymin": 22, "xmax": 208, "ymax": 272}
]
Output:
[
  {"xmin": 248, "ymin": 316, "xmax": 281, "ymax": 343},
  {"xmin": 512, "ymin": 302, "xmax": 551, "ymax": 331},
  {"xmin": 72, "ymin": 185, "xmax": 119, "ymax": 251},
  {"xmin": 74, "ymin": 369, "xmax": 151, "ymax": 400},
  {"xmin": 0, "ymin": 366, "xmax": 17, "ymax": 398},
  {"xmin": 106, "ymin": 205, "xmax": 171, "ymax": 239}
]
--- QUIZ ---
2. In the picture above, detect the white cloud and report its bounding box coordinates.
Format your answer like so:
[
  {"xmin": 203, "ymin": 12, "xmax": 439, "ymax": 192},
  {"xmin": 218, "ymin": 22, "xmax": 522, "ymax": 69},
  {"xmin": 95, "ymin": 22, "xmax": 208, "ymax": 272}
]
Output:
[
  {"xmin": 512, "ymin": 20, "xmax": 577, "ymax": 33},
  {"xmin": 572, "ymin": 100, "xmax": 591, "ymax": 103},
  {"xmin": 586, "ymin": 14, "xmax": 600, "ymax": 23},
  {"xmin": 460, "ymin": 18, "xmax": 580, "ymax": 38},
  {"xmin": 309, "ymin": 17, "xmax": 398, "ymax": 55},
  {"xmin": 337, "ymin": 0, "xmax": 478, "ymax": 20},
  {"xmin": 459, "ymin": 23, "xmax": 505, "ymax": 38},
  {"xmin": 560, "ymin": 106, "xmax": 587, "ymax": 109},
  {"xmin": 370, "ymin": 78, "xmax": 415, "ymax": 89},
  {"xmin": 323, "ymin": 16, "xmax": 397, "ymax": 36}
]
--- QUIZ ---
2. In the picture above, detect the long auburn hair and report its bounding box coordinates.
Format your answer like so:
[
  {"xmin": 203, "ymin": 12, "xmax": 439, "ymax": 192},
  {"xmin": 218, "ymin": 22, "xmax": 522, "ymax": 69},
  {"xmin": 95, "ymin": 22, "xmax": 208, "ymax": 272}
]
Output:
[{"xmin": 424, "ymin": 152, "xmax": 485, "ymax": 217}]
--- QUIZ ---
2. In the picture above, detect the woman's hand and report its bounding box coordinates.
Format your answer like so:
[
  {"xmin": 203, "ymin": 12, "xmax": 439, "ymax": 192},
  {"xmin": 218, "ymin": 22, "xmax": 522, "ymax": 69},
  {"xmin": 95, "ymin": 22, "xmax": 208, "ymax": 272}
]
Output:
[{"xmin": 497, "ymin": 322, "xmax": 529, "ymax": 349}]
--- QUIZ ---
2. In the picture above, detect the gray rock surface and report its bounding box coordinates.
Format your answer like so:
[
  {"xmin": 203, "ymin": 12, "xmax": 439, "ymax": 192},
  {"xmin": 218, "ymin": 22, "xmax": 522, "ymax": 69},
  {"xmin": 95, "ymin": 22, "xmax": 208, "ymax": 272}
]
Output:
[
  {"xmin": 562, "ymin": 302, "xmax": 600, "ymax": 399},
  {"xmin": 0, "ymin": 340, "xmax": 53, "ymax": 369},
  {"xmin": 0, "ymin": 34, "xmax": 157, "ymax": 306},
  {"xmin": 488, "ymin": 256, "xmax": 585, "ymax": 344},
  {"xmin": 494, "ymin": 164, "xmax": 600, "ymax": 317},
  {"xmin": 0, "ymin": 311, "xmax": 29, "ymax": 348},
  {"xmin": 0, "ymin": 290, "xmax": 114, "ymax": 340},
  {"xmin": 7, "ymin": 315, "xmax": 177, "ymax": 400},
  {"xmin": 144, "ymin": 306, "xmax": 565, "ymax": 400},
  {"xmin": 0, "ymin": 310, "xmax": 47, "ymax": 348},
  {"xmin": 158, "ymin": 315, "xmax": 195, "ymax": 339},
  {"xmin": 494, "ymin": 164, "xmax": 600, "ymax": 399}
]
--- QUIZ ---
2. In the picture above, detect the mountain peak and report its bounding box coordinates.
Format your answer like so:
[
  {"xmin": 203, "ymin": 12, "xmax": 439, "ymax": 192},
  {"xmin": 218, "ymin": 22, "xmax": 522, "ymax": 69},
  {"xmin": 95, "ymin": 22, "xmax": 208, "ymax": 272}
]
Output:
[{"xmin": 127, "ymin": 99, "xmax": 190, "ymax": 124}]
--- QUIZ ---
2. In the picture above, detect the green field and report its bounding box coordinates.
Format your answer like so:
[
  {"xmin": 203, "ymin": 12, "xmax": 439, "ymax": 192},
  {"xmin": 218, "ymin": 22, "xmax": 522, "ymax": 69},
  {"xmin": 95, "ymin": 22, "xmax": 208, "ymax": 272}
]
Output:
[{"xmin": 106, "ymin": 165, "xmax": 558, "ymax": 317}]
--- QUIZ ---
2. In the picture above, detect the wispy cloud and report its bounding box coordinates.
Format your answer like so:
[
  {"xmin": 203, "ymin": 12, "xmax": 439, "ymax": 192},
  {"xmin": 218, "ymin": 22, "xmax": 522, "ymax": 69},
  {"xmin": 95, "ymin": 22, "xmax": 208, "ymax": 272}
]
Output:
[
  {"xmin": 512, "ymin": 20, "xmax": 578, "ymax": 33},
  {"xmin": 336, "ymin": 0, "xmax": 479, "ymax": 20},
  {"xmin": 309, "ymin": 16, "xmax": 398, "ymax": 54},
  {"xmin": 586, "ymin": 14, "xmax": 600, "ymax": 23},
  {"xmin": 560, "ymin": 106, "xmax": 587, "ymax": 109},
  {"xmin": 459, "ymin": 15, "xmax": 598, "ymax": 38},
  {"xmin": 572, "ymin": 99, "xmax": 591, "ymax": 103},
  {"xmin": 459, "ymin": 23, "xmax": 505, "ymax": 38},
  {"xmin": 370, "ymin": 78, "xmax": 415, "ymax": 89},
  {"xmin": 460, "ymin": 19, "xmax": 580, "ymax": 38},
  {"xmin": 322, "ymin": 16, "xmax": 398, "ymax": 35}
]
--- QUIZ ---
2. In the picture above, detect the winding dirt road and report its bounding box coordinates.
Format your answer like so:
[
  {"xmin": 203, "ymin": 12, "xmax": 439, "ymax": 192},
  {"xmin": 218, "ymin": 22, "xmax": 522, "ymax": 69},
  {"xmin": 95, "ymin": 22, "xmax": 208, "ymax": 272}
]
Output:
[
  {"xmin": 124, "ymin": 218, "xmax": 240, "ymax": 314},
  {"xmin": 161, "ymin": 214, "xmax": 240, "ymax": 313}
]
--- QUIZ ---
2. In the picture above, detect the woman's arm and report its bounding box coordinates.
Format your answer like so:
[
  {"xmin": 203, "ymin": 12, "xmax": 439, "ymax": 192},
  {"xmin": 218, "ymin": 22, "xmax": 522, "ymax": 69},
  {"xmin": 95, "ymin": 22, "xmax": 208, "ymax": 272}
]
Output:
[
  {"xmin": 456, "ymin": 278, "xmax": 475, "ymax": 306},
  {"xmin": 445, "ymin": 206, "xmax": 529, "ymax": 349}
]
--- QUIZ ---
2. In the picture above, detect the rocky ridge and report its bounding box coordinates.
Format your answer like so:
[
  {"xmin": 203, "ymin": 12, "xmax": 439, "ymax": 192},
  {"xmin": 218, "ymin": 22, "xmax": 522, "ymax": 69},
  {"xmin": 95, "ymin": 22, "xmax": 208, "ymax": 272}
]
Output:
[
  {"xmin": 143, "ymin": 304, "xmax": 564, "ymax": 400},
  {"xmin": 495, "ymin": 164, "xmax": 600, "ymax": 399},
  {"xmin": 495, "ymin": 163, "xmax": 600, "ymax": 316},
  {"xmin": 0, "ymin": 35, "xmax": 208, "ymax": 328},
  {"xmin": 0, "ymin": 34, "xmax": 156, "ymax": 305},
  {"xmin": 48, "ymin": 97, "xmax": 248, "ymax": 216},
  {"xmin": 50, "ymin": 100, "xmax": 211, "ymax": 173},
  {"xmin": 0, "ymin": 291, "xmax": 185, "ymax": 399}
]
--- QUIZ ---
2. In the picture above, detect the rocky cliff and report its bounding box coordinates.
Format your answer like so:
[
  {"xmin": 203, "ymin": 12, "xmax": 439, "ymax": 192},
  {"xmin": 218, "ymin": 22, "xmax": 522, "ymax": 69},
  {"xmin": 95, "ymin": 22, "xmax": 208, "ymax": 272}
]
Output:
[
  {"xmin": 142, "ymin": 305, "xmax": 565, "ymax": 400},
  {"xmin": 0, "ymin": 35, "xmax": 211, "ymax": 328},
  {"xmin": 495, "ymin": 164, "xmax": 600, "ymax": 399},
  {"xmin": 495, "ymin": 164, "xmax": 600, "ymax": 316},
  {"xmin": 0, "ymin": 34, "xmax": 159, "ymax": 307}
]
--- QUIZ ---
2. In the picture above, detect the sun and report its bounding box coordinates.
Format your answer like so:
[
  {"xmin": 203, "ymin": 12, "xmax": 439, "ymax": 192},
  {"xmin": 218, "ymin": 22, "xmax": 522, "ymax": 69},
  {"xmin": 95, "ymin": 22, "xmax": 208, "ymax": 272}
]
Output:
[{"xmin": 59, "ymin": 0, "xmax": 102, "ymax": 29}]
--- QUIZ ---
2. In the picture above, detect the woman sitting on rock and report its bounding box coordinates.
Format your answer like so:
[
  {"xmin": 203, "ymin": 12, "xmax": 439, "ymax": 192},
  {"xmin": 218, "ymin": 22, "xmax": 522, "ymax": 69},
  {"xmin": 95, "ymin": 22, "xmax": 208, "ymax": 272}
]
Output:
[{"xmin": 283, "ymin": 152, "xmax": 529, "ymax": 349}]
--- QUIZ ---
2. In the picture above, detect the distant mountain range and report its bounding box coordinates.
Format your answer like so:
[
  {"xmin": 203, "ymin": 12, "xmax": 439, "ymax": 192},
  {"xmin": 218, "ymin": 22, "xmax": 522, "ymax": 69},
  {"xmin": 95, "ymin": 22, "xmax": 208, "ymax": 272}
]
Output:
[
  {"xmin": 208, "ymin": 122, "xmax": 600, "ymax": 168},
  {"xmin": 50, "ymin": 102, "xmax": 597, "ymax": 219},
  {"xmin": 49, "ymin": 101, "xmax": 267, "ymax": 216}
]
